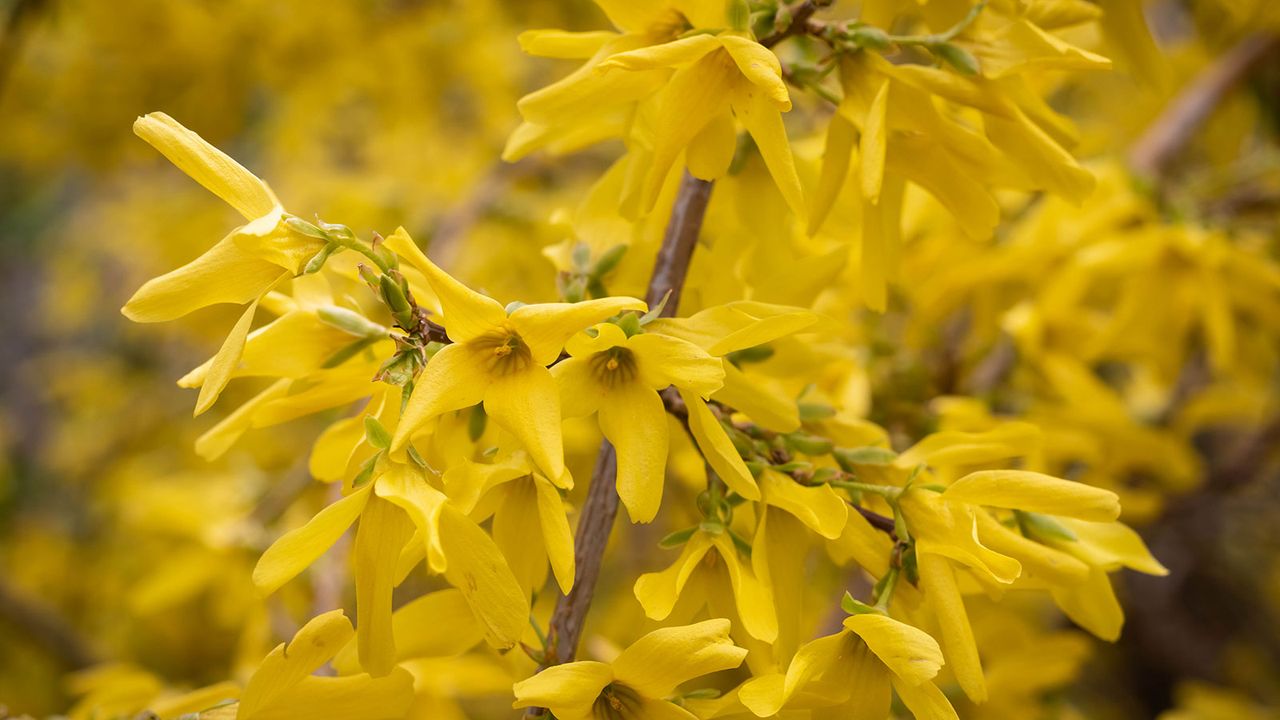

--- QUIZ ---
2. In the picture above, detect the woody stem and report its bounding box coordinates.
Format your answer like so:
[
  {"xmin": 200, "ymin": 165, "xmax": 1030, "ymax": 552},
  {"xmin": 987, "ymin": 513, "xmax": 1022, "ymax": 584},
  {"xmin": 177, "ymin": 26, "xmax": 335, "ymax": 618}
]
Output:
[{"xmin": 524, "ymin": 171, "xmax": 713, "ymax": 717}]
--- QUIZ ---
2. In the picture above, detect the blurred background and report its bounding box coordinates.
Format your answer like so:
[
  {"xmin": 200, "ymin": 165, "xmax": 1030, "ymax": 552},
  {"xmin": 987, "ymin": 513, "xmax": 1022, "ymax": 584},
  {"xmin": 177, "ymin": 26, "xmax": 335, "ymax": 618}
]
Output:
[{"xmin": 0, "ymin": 0, "xmax": 1278, "ymax": 718}]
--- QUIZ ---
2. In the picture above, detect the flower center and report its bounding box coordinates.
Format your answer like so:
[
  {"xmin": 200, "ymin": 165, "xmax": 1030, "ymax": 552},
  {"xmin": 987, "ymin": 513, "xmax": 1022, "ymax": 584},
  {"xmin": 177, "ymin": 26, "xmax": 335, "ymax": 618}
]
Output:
[
  {"xmin": 593, "ymin": 683, "xmax": 642, "ymax": 720},
  {"xmin": 589, "ymin": 347, "xmax": 638, "ymax": 389},
  {"xmin": 476, "ymin": 328, "xmax": 533, "ymax": 375}
]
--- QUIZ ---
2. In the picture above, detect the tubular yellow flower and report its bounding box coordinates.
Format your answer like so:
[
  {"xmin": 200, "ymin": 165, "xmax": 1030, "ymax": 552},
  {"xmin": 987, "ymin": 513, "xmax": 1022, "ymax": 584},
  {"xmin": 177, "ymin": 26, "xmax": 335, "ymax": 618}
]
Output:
[
  {"xmin": 553, "ymin": 321, "xmax": 724, "ymax": 522},
  {"xmin": 512, "ymin": 619, "xmax": 747, "ymax": 720},
  {"xmin": 385, "ymin": 227, "xmax": 646, "ymax": 478}
]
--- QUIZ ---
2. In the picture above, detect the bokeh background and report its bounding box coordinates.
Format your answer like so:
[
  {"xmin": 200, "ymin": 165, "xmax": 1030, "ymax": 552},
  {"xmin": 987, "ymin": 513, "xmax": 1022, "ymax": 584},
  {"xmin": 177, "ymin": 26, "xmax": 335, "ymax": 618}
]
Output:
[{"xmin": 0, "ymin": 0, "xmax": 1278, "ymax": 718}]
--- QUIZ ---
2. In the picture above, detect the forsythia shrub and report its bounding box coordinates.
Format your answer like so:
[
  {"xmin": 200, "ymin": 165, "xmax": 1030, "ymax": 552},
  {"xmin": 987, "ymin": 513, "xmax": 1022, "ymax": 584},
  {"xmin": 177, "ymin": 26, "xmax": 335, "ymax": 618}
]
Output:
[{"xmin": 2, "ymin": 0, "xmax": 1279, "ymax": 719}]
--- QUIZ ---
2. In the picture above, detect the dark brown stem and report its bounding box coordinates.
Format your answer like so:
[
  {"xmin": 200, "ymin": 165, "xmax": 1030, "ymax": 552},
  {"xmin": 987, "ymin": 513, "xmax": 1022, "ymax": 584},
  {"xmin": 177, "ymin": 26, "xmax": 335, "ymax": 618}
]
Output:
[
  {"xmin": 523, "ymin": 172, "xmax": 715, "ymax": 718},
  {"xmin": 1129, "ymin": 34, "xmax": 1279, "ymax": 181},
  {"xmin": 759, "ymin": 0, "xmax": 828, "ymax": 49}
]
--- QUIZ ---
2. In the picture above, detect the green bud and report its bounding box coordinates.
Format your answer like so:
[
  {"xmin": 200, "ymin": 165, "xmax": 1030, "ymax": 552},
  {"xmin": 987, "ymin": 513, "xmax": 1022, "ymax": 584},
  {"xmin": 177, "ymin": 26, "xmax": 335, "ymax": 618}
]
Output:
[
  {"xmin": 772, "ymin": 3, "xmax": 792, "ymax": 34},
  {"xmin": 699, "ymin": 520, "xmax": 725, "ymax": 535},
  {"xmin": 833, "ymin": 446, "xmax": 897, "ymax": 470},
  {"xmin": 317, "ymin": 306, "xmax": 387, "ymax": 338},
  {"xmin": 364, "ymin": 416, "xmax": 392, "ymax": 449},
  {"xmin": 285, "ymin": 216, "xmax": 328, "ymax": 240},
  {"xmin": 773, "ymin": 460, "xmax": 813, "ymax": 474},
  {"xmin": 571, "ymin": 242, "xmax": 591, "ymax": 272},
  {"xmin": 901, "ymin": 545, "xmax": 919, "ymax": 585},
  {"xmin": 376, "ymin": 351, "xmax": 421, "ymax": 387},
  {"xmin": 352, "ymin": 451, "xmax": 381, "ymax": 487},
  {"xmin": 785, "ymin": 432, "xmax": 834, "ymax": 456},
  {"xmin": 848, "ymin": 24, "xmax": 892, "ymax": 50},
  {"xmin": 586, "ymin": 277, "xmax": 608, "ymax": 299},
  {"xmin": 934, "ymin": 42, "xmax": 981, "ymax": 75},
  {"xmin": 303, "ymin": 242, "xmax": 339, "ymax": 274},
  {"xmin": 357, "ymin": 264, "xmax": 380, "ymax": 289},
  {"xmin": 798, "ymin": 402, "xmax": 837, "ymax": 422},
  {"xmin": 379, "ymin": 274, "xmax": 414, "ymax": 326},
  {"xmin": 810, "ymin": 466, "xmax": 841, "ymax": 484}
]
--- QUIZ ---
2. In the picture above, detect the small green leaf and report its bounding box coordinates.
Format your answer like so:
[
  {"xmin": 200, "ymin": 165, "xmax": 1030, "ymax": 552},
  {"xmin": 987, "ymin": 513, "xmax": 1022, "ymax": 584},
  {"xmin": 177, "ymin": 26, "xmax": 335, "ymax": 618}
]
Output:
[
  {"xmin": 785, "ymin": 432, "xmax": 834, "ymax": 456},
  {"xmin": 833, "ymin": 446, "xmax": 897, "ymax": 470},
  {"xmin": 317, "ymin": 306, "xmax": 388, "ymax": 338},
  {"xmin": 591, "ymin": 244, "xmax": 628, "ymax": 277},
  {"xmin": 659, "ymin": 526, "xmax": 698, "ymax": 548},
  {"xmin": 798, "ymin": 402, "xmax": 837, "ymax": 422},
  {"xmin": 364, "ymin": 416, "xmax": 391, "ymax": 449},
  {"xmin": 1017, "ymin": 510, "xmax": 1078, "ymax": 543},
  {"xmin": 468, "ymin": 404, "xmax": 488, "ymax": 442},
  {"xmin": 615, "ymin": 312, "xmax": 642, "ymax": 337},
  {"xmin": 841, "ymin": 591, "xmax": 882, "ymax": 616},
  {"xmin": 285, "ymin": 216, "xmax": 328, "ymax": 239},
  {"xmin": 353, "ymin": 451, "xmax": 382, "ymax": 487},
  {"xmin": 934, "ymin": 42, "xmax": 981, "ymax": 76}
]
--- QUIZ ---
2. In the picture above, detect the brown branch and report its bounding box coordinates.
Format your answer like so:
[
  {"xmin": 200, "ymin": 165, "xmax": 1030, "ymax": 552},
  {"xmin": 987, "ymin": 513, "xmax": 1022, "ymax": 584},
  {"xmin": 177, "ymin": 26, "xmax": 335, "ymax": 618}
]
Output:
[
  {"xmin": 1129, "ymin": 33, "xmax": 1279, "ymax": 181},
  {"xmin": 0, "ymin": 578, "xmax": 99, "ymax": 670},
  {"xmin": 759, "ymin": 0, "xmax": 829, "ymax": 49},
  {"xmin": 525, "ymin": 171, "xmax": 714, "ymax": 717}
]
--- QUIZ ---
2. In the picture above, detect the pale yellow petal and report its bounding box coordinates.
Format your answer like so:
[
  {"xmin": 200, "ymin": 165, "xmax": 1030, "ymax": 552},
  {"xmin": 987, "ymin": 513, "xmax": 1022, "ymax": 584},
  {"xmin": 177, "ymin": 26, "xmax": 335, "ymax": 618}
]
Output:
[
  {"xmin": 193, "ymin": 297, "xmax": 260, "ymax": 417},
  {"xmin": 391, "ymin": 343, "xmax": 489, "ymax": 454},
  {"xmin": 630, "ymin": 332, "xmax": 725, "ymax": 396},
  {"xmin": 944, "ymin": 470, "xmax": 1121, "ymax": 522},
  {"xmin": 483, "ymin": 365, "xmax": 565, "ymax": 479},
  {"xmin": 534, "ymin": 476, "xmax": 577, "ymax": 594},
  {"xmin": 732, "ymin": 81, "xmax": 806, "ymax": 221},
  {"xmin": 599, "ymin": 382, "xmax": 670, "ymax": 523},
  {"xmin": 509, "ymin": 297, "xmax": 647, "ymax": 365},
  {"xmin": 889, "ymin": 676, "xmax": 959, "ymax": 720},
  {"xmin": 238, "ymin": 610, "xmax": 354, "ymax": 717},
  {"xmin": 253, "ymin": 483, "xmax": 372, "ymax": 596},
  {"xmin": 677, "ymin": 388, "xmax": 760, "ymax": 500},
  {"xmin": 382, "ymin": 228, "xmax": 505, "ymax": 342},
  {"xmin": 760, "ymin": 469, "xmax": 848, "ymax": 539},
  {"xmin": 843, "ymin": 614, "xmax": 943, "ymax": 686},
  {"xmin": 916, "ymin": 552, "xmax": 986, "ymax": 702},
  {"xmin": 354, "ymin": 495, "xmax": 414, "ymax": 677},
  {"xmin": 518, "ymin": 29, "xmax": 618, "ymax": 59},
  {"xmin": 122, "ymin": 233, "xmax": 286, "ymax": 323},
  {"xmin": 512, "ymin": 661, "xmax": 613, "ymax": 718},
  {"xmin": 612, "ymin": 619, "xmax": 746, "ymax": 698},
  {"xmin": 860, "ymin": 79, "xmax": 889, "ymax": 203},
  {"xmin": 438, "ymin": 504, "xmax": 530, "ymax": 650},
  {"xmin": 133, "ymin": 112, "xmax": 277, "ymax": 220}
]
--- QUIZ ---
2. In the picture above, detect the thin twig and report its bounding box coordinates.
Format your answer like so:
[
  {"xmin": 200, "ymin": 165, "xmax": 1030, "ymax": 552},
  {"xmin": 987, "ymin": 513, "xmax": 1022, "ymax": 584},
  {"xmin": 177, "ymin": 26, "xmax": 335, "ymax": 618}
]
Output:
[
  {"xmin": 524, "ymin": 171, "xmax": 714, "ymax": 718},
  {"xmin": 760, "ymin": 0, "xmax": 827, "ymax": 49},
  {"xmin": 1129, "ymin": 34, "xmax": 1279, "ymax": 181}
]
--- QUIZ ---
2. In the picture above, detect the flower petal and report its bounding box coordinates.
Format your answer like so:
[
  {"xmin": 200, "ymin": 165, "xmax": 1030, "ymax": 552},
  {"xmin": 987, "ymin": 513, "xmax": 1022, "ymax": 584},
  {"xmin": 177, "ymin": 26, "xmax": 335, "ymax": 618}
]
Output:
[
  {"xmin": 510, "ymin": 297, "xmax": 647, "ymax": 365},
  {"xmin": 391, "ymin": 343, "xmax": 489, "ymax": 455},
  {"xmin": 484, "ymin": 365, "xmax": 565, "ymax": 479},
  {"xmin": 122, "ymin": 233, "xmax": 287, "ymax": 323},
  {"xmin": 193, "ymin": 297, "xmax": 260, "ymax": 416},
  {"xmin": 599, "ymin": 382, "xmax": 670, "ymax": 523},
  {"xmin": 512, "ymin": 661, "xmax": 613, "ymax": 718},
  {"xmin": 842, "ymin": 614, "xmax": 943, "ymax": 686},
  {"xmin": 944, "ymin": 470, "xmax": 1121, "ymax": 522},
  {"xmin": 382, "ymin": 227, "xmax": 506, "ymax": 342},
  {"xmin": 238, "ymin": 610, "xmax": 354, "ymax": 717},
  {"xmin": 133, "ymin": 112, "xmax": 278, "ymax": 221},
  {"xmin": 438, "ymin": 503, "xmax": 530, "ymax": 650},
  {"xmin": 677, "ymin": 388, "xmax": 760, "ymax": 500},
  {"xmin": 534, "ymin": 476, "xmax": 577, "ymax": 595},
  {"xmin": 759, "ymin": 469, "xmax": 848, "ymax": 539},
  {"xmin": 354, "ymin": 495, "xmax": 415, "ymax": 677},
  {"xmin": 916, "ymin": 552, "xmax": 986, "ymax": 702},
  {"xmin": 613, "ymin": 619, "xmax": 746, "ymax": 699},
  {"xmin": 732, "ymin": 81, "xmax": 806, "ymax": 221},
  {"xmin": 889, "ymin": 676, "xmax": 959, "ymax": 720},
  {"xmin": 253, "ymin": 483, "xmax": 372, "ymax": 596},
  {"xmin": 631, "ymin": 332, "xmax": 725, "ymax": 396}
]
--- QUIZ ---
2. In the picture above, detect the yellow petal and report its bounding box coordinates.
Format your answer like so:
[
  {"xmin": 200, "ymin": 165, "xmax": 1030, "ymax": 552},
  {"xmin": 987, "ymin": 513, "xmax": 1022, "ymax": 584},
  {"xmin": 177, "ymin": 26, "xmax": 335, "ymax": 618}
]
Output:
[
  {"xmin": 643, "ymin": 52, "xmax": 735, "ymax": 209},
  {"xmin": 720, "ymin": 35, "xmax": 790, "ymax": 108},
  {"xmin": 354, "ymin": 495, "xmax": 414, "ymax": 677},
  {"xmin": 711, "ymin": 533, "xmax": 778, "ymax": 643},
  {"xmin": 374, "ymin": 465, "xmax": 447, "ymax": 574},
  {"xmin": 973, "ymin": 511, "xmax": 1090, "ymax": 586},
  {"xmin": 122, "ymin": 233, "xmax": 287, "ymax": 323},
  {"xmin": 510, "ymin": 297, "xmax": 648, "ymax": 365},
  {"xmin": 534, "ymin": 476, "xmax": 577, "ymax": 594},
  {"xmin": 760, "ymin": 469, "xmax": 848, "ymax": 539},
  {"xmin": 310, "ymin": 416, "xmax": 366, "ymax": 483},
  {"xmin": 677, "ymin": 388, "xmax": 760, "ymax": 500},
  {"xmin": 740, "ymin": 631, "xmax": 846, "ymax": 715},
  {"xmin": 391, "ymin": 343, "xmax": 489, "ymax": 455},
  {"xmin": 843, "ymin": 614, "xmax": 944, "ymax": 686},
  {"xmin": 484, "ymin": 365, "xmax": 565, "ymax": 479},
  {"xmin": 889, "ymin": 676, "xmax": 959, "ymax": 720},
  {"xmin": 809, "ymin": 113, "xmax": 858, "ymax": 235},
  {"xmin": 331, "ymin": 589, "xmax": 482, "ymax": 674},
  {"xmin": 597, "ymin": 33, "xmax": 721, "ymax": 72},
  {"xmin": 612, "ymin": 619, "xmax": 746, "ymax": 698},
  {"xmin": 512, "ymin": 661, "xmax": 613, "ymax": 718},
  {"xmin": 133, "ymin": 112, "xmax": 278, "ymax": 220},
  {"xmin": 243, "ymin": 670, "xmax": 414, "ymax": 720},
  {"xmin": 732, "ymin": 80, "xmax": 806, "ymax": 221},
  {"xmin": 518, "ymin": 29, "xmax": 618, "ymax": 58},
  {"xmin": 944, "ymin": 470, "xmax": 1121, "ymax": 522},
  {"xmin": 193, "ymin": 297, "xmax": 260, "ymax": 417},
  {"xmin": 194, "ymin": 379, "xmax": 291, "ymax": 461},
  {"xmin": 860, "ymin": 79, "xmax": 889, "ymax": 204},
  {"xmin": 979, "ymin": 19, "xmax": 1111, "ymax": 78},
  {"xmin": 711, "ymin": 361, "xmax": 799, "ymax": 432},
  {"xmin": 253, "ymin": 483, "xmax": 372, "ymax": 596},
  {"xmin": 1050, "ymin": 565, "xmax": 1124, "ymax": 641},
  {"xmin": 550, "ymin": 356, "xmax": 607, "ymax": 418},
  {"xmin": 438, "ymin": 503, "xmax": 530, "ymax": 650},
  {"xmin": 383, "ymin": 228, "xmax": 505, "ymax": 343},
  {"xmin": 599, "ymin": 382, "xmax": 670, "ymax": 523},
  {"xmin": 493, "ymin": 480, "xmax": 551, "ymax": 596},
  {"xmin": 1053, "ymin": 518, "xmax": 1169, "ymax": 576},
  {"xmin": 686, "ymin": 110, "xmax": 738, "ymax": 181},
  {"xmin": 238, "ymin": 610, "xmax": 355, "ymax": 717},
  {"xmin": 634, "ymin": 533, "xmax": 715, "ymax": 621},
  {"xmin": 916, "ymin": 552, "xmax": 986, "ymax": 702},
  {"xmin": 631, "ymin": 332, "xmax": 725, "ymax": 396}
]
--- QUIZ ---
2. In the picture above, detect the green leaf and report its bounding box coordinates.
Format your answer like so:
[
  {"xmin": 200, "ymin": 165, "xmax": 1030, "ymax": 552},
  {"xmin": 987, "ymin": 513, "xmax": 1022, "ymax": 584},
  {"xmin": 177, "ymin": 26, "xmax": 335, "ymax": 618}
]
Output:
[
  {"xmin": 833, "ymin": 446, "xmax": 897, "ymax": 470},
  {"xmin": 468, "ymin": 404, "xmax": 488, "ymax": 442},
  {"xmin": 285, "ymin": 216, "xmax": 328, "ymax": 239},
  {"xmin": 798, "ymin": 402, "xmax": 837, "ymax": 422},
  {"xmin": 659, "ymin": 526, "xmax": 698, "ymax": 549},
  {"xmin": 785, "ymin": 432, "xmax": 834, "ymax": 456},
  {"xmin": 841, "ymin": 591, "xmax": 882, "ymax": 616},
  {"xmin": 935, "ymin": 42, "xmax": 981, "ymax": 76},
  {"xmin": 591, "ymin": 244, "xmax": 628, "ymax": 277},
  {"xmin": 1017, "ymin": 510, "xmax": 1079, "ymax": 543},
  {"xmin": 363, "ymin": 416, "xmax": 391, "ymax": 450},
  {"xmin": 317, "ymin": 306, "xmax": 388, "ymax": 338}
]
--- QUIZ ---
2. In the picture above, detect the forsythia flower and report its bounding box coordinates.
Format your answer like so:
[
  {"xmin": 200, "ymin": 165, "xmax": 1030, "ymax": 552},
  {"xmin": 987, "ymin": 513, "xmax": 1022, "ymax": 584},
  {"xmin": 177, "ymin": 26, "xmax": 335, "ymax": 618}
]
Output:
[
  {"xmin": 512, "ymin": 619, "xmax": 747, "ymax": 720},
  {"xmin": 553, "ymin": 321, "xmax": 724, "ymax": 522},
  {"xmin": 387, "ymin": 228, "xmax": 646, "ymax": 479}
]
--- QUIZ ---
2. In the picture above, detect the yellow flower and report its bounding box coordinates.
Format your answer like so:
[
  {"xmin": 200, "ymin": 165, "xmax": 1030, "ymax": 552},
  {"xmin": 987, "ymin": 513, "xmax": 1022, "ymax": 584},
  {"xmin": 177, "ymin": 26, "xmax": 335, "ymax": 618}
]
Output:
[
  {"xmin": 208, "ymin": 610, "xmax": 414, "ymax": 720},
  {"xmin": 553, "ymin": 321, "xmax": 724, "ymax": 522},
  {"xmin": 739, "ymin": 612, "xmax": 957, "ymax": 719},
  {"xmin": 122, "ymin": 112, "xmax": 327, "ymax": 414},
  {"xmin": 443, "ymin": 451, "xmax": 576, "ymax": 595},
  {"xmin": 598, "ymin": 32, "xmax": 805, "ymax": 218},
  {"xmin": 384, "ymin": 228, "xmax": 646, "ymax": 478},
  {"xmin": 512, "ymin": 619, "xmax": 747, "ymax": 720},
  {"xmin": 634, "ymin": 530, "xmax": 777, "ymax": 642}
]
